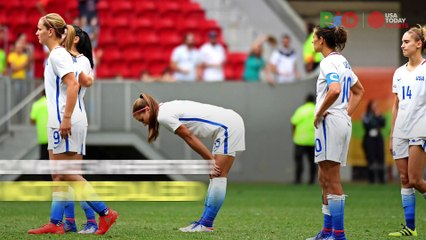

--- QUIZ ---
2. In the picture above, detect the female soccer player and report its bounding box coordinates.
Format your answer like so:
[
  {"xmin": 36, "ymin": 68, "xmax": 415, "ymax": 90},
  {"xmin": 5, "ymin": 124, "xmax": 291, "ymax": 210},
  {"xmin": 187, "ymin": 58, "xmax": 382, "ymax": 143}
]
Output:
[
  {"xmin": 132, "ymin": 93, "xmax": 245, "ymax": 232},
  {"xmin": 28, "ymin": 13, "xmax": 117, "ymax": 235},
  {"xmin": 388, "ymin": 25, "xmax": 426, "ymax": 237},
  {"xmin": 307, "ymin": 25, "xmax": 364, "ymax": 240},
  {"xmin": 61, "ymin": 24, "xmax": 97, "ymax": 234}
]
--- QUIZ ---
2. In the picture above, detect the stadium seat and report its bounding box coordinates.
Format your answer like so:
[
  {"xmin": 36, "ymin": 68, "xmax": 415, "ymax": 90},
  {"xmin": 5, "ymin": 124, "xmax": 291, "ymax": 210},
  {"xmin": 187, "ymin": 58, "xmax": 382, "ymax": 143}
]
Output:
[
  {"xmin": 110, "ymin": 1, "xmax": 133, "ymax": 18},
  {"xmin": 158, "ymin": 2, "xmax": 181, "ymax": 19},
  {"xmin": 134, "ymin": 1, "xmax": 157, "ymax": 20},
  {"xmin": 181, "ymin": 2, "xmax": 205, "ymax": 21},
  {"xmin": 147, "ymin": 60, "xmax": 168, "ymax": 76}
]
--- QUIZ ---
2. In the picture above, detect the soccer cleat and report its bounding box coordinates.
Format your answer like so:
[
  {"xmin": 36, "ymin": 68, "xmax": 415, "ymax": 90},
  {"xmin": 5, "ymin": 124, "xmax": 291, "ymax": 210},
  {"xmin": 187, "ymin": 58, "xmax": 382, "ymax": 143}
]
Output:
[
  {"xmin": 389, "ymin": 224, "xmax": 417, "ymax": 237},
  {"xmin": 306, "ymin": 230, "xmax": 332, "ymax": 240},
  {"xmin": 78, "ymin": 222, "xmax": 98, "ymax": 234},
  {"xmin": 179, "ymin": 221, "xmax": 214, "ymax": 232},
  {"xmin": 95, "ymin": 208, "xmax": 118, "ymax": 235},
  {"xmin": 63, "ymin": 221, "xmax": 77, "ymax": 232},
  {"xmin": 28, "ymin": 223, "xmax": 65, "ymax": 234}
]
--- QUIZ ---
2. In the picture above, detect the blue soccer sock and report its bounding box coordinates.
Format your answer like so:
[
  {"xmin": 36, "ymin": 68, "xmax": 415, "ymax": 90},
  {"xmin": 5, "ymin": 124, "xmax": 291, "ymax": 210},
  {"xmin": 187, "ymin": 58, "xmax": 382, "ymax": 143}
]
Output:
[
  {"xmin": 328, "ymin": 194, "xmax": 346, "ymax": 240},
  {"xmin": 322, "ymin": 204, "xmax": 332, "ymax": 234},
  {"xmin": 76, "ymin": 182, "xmax": 108, "ymax": 216},
  {"xmin": 50, "ymin": 191, "xmax": 67, "ymax": 225},
  {"xmin": 64, "ymin": 186, "xmax": 75, "ymax": 224},
  {"xmin": 80, "ymin": 201, "xmax": 96, "ymax": 223},
  {"xmin": 402, "ymin": 188, "xmax": 416, "ymax": 230},
  {"xmin": 199, "ymin": 177, "xmax": 227, "ymax": 228}
]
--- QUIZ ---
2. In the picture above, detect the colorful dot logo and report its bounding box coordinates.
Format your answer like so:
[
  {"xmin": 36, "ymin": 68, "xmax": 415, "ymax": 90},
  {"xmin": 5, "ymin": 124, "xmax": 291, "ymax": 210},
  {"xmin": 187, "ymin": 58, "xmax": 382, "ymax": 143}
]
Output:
[{"xmin": 367, "ymin": 11, "xmax": 385, "ymax": 28}]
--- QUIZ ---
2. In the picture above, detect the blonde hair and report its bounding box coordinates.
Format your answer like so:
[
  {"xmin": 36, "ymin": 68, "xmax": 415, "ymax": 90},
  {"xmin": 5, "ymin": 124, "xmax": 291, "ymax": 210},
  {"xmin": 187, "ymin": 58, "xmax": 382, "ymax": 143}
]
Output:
[
  {"xmin": 64, "ymin": 24, "xmax": 76, "ymax": 54},
  {"xmin": 407, "ymin": 24, "xmax": 426, "ymax": 53},
  {"xmin": 133, "ymin": 93, "xmax": 160, "ymax": 143},
  {"xmin": 42, "ymin": 13, "xmax": 67, "ymax": 40}
]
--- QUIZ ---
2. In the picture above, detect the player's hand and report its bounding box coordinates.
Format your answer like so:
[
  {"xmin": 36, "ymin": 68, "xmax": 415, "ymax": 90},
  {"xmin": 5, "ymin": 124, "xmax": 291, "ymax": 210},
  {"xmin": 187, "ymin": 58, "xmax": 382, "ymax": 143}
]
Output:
[
  {"xmin": 389, "ymin": 137, "xmax": 393, "ymax": 155},
  {"xmin": 314, "ymin": 111, "xmax": 329, "ymax": 128},
  {"xmin": 209, "ymin": 161, "xmax": 221, "ymax": 178},
  {"xmin": 59, "ymin": 117, "xmax": 72, "ymax": 139}
]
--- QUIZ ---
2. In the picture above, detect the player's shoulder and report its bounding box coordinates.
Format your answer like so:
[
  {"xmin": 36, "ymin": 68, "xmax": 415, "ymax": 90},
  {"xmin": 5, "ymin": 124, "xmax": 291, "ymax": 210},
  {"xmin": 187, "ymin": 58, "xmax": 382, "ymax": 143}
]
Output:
[
  {"xmin": 394, "ymin": 63, "xmax": 407, "ymax": 76},
  {"xmin": 50, "ymin": 47, "xmax": 71, "ymax": 60}
]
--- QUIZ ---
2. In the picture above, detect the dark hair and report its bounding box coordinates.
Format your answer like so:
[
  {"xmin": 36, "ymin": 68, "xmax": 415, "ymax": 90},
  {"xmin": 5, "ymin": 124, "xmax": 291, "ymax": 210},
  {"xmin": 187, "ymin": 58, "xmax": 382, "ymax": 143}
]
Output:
[
  {"xmin": 74, "ymin": 25, "xmax": 94, "ymax": 68},
  {"xmin": 314, "ymin": 25, "xmax": 348, "ymax": 51},
  {"xmin": 132, "ymin": 93, "xmax": 160, "ymax": 143},
  {"xmin": 406, "ymin": 24, "xmax": 426, "ymax": 53},
  {"xmin": 306, "ymin": 93, "xmax": 315, "ymax": 103}
]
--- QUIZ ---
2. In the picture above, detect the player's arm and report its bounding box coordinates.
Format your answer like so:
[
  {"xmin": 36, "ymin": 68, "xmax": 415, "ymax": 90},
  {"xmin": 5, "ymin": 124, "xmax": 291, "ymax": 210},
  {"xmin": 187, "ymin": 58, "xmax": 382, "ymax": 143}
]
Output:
[
  {"xmin": 60, "ymin": 72, "xmax": 79, "ymax": 138},
  {"xmin": 175, "ymin": 124, "xmax": 214, "ymax": 160},
  {"xmin": 347, "ymin": 80, "xmax": 364, "ymax": 116},
  {"xmin": 314, "ymin": 82, "xmax": 340, "ymax": 128},
  {"xmin": 389, "ymin": 93, "xmax": 399, "ymax": 153},
  {"xmin": 78, "ymin": 71, "xmax": 94, "ymax": 87}
]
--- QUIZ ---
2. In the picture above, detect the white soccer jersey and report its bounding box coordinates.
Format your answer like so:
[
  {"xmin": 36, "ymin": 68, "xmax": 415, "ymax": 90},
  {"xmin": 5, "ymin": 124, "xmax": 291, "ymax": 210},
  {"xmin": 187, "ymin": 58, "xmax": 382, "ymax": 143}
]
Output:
[
  {"xmin": 269, "ymin": 48, "xmax": 297, "ymax": 83},
  {"xmin": 171, "ymin": 45, "xmax": 200, "ymax": 81},
  {"xmin": 44, "ymin": 46, "xmax": 86, "ymax": 128},
  {"xmin": 199, "ymin": 43, "xmax": 226, "ymax": 82},
  {"xmin": 392, "ymin": 60, "xmax": 426, "ymax": 138},
  {"xmin": 158, "ymin": 100, "xmax": 245, "ymax": 154},
  {"xmin": 73, "ymin": 54, "xmax": 91, "ymax": 126},
  {"xmin": 315, "ymin": 52, "xmax": 358, "ymax": 120}
]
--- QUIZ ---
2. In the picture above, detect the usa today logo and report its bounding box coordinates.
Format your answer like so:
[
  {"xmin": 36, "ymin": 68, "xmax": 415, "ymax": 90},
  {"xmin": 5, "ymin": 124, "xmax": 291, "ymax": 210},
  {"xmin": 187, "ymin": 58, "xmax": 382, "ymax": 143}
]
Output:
[{"xmin": 320, "ymin": 11, "xmax": 408, "ymax": 29}]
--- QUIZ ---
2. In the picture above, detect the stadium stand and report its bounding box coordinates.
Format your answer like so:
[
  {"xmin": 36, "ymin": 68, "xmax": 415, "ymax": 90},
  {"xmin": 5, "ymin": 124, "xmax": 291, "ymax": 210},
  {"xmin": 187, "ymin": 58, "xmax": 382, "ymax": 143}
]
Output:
[{"xmin": 0, "ymin": 0, "xmax": 247, "ymax": 80}]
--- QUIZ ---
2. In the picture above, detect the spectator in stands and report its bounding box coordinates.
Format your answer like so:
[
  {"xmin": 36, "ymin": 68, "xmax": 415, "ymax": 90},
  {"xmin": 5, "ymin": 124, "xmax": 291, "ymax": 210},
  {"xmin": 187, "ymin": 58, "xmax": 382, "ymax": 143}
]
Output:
[
  {"xmin": 7, "ymin": 40, "xmax": 29, "ymax": 123},
  {"xmin": 78, "ymin": 0, "xmax": 98, "ymax": 23},
  {"xmin": 30, "ymin": 91, "xmax": 49, "ymax": 160},
  {"xmin": 199, "ymin": 31, "xmax": 226, "ymax": 82},
  {"xmin": 170, "ymin": 33, "xmax": 201, "ymax": 82},
  {"xmin": 16, "ymin": 33, "xmax": 35, "ymax": 79},
  {"xmin": 243, "ymin": 36, "xmax": 267, "ymax": 82},
  {"xmin": 160, "ymin": 67, "xmax": 175, "ymax": 82},
  {"xmin": 140, "ymin": 70, "xmax": 155, "ymax": 82},
  {"xmin": 304, "ymin": 22, "xmax": 323, "ymax": 73},
  {"xmin": 266, "ymin": 34, "xmax": 300, "ymax": 85},
  {"xmin": 0, "ymin": 26, "xmax": 6, "ymax": 76}
]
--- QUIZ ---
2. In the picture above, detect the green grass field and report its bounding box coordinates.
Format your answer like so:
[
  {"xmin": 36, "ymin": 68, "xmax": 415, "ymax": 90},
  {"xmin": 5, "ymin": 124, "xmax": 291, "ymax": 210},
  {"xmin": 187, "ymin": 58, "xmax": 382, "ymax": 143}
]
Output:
[{"xmin": 0, "ymin": 183, "xmax": 425, "ymax": 239}]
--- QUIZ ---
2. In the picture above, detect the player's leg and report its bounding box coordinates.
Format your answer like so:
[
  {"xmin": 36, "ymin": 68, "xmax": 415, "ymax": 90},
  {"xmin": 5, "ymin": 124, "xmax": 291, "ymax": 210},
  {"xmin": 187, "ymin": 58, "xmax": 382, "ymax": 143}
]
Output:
[
  {"xmin": 320, "ymin": 160, "xmax": 345, "ymax": 240},
  {"xmin": 180, "ymin": 154, "xmax": 234, "ymax": 232},
  {"xmin": 389, "ymin": 138, "xmax": 416, "ymax": 237},
  {"xmin": 306, "ymin": 165, "xmax": 333, "ymax": 240}
]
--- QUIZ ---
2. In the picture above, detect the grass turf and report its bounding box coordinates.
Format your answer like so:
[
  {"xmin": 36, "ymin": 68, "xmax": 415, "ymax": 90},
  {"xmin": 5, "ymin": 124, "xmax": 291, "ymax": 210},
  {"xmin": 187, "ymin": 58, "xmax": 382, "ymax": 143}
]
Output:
[{"xmin": 0, "ymin": 183, "xmax": 424, "ymax": 239}]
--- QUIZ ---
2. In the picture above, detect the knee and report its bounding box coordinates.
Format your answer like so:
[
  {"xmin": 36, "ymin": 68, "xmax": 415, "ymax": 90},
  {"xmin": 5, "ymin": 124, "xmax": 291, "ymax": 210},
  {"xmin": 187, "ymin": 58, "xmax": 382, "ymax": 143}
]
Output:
[
  {"xmin": 51, "ymin": 174, "xmax": 62, "ymax": 181},
  {"xmin": 400, "ymin": 174, "xmax": 410, "ymax": 186}
]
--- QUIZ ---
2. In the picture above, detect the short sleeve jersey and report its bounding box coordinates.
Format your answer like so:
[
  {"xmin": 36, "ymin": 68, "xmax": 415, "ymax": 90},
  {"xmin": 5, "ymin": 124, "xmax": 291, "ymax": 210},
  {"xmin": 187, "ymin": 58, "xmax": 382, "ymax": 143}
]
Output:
[
  {"xmin": 158, "ymin": 100, "xmax": 232, "ymax": 138},
  {"xmin": 44, "ymin": 47, "xmax": 86, "ymax": 128},
  {"xmin": 73, "ymin": 54, "xmax": 92, "ymax": 126},
  {"xmin": 316, "ymin": 52, "xmax": 358, "ymax": 119},
  {"xmin": 171, "ymin": 45, "xmax": 200, "ymax": 81},
  {"xmin": 392, "ymin": 60, "xmax": 426, "ymax": 138}
]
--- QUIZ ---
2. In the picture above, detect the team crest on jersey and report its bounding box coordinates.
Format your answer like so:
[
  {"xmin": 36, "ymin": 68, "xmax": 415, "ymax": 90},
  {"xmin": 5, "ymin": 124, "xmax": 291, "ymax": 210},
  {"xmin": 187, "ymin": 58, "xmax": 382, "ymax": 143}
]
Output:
[{"xmin": 416, "ymin": 76, "xmax": 424, "ymax": 81}]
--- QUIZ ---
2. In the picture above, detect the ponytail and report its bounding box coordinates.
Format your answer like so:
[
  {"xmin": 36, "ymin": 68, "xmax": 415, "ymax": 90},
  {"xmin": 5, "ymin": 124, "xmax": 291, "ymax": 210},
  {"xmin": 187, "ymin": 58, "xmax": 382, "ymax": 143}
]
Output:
[
  {"xmin": 314, "ymin": 24, "xmax": 348, "ymax": 51},
  {"xmin": 132, "ymin": 93, "xmax": 160, "ymax": 143}
]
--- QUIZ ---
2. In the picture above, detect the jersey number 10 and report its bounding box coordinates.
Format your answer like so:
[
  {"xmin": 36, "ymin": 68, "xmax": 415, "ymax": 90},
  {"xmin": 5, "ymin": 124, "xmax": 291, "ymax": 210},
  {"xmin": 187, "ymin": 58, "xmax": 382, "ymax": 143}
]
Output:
[{"xmin": 341, "ymin": 76, "xmax": 352, "ymax": 103}]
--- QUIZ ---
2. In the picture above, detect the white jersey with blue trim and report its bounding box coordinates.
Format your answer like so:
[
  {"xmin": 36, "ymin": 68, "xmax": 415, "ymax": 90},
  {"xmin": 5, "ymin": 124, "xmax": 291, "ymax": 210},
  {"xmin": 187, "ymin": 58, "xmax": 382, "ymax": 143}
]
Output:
[
  {"xmin": 316, "ymin": 52, "xmax": 358, "ymax": 119},
  {"xmin": 392, "ymin": 60, "xmax": 426, "ymax": 138},
  {"xmin": 158, "ymin": 100, "xmax": 236, "ymax": 139},
  {"xmin": 73, "ymin": 54, "xmax": 91, "ymax": 127},
  {"xmin": 44, "ymin": 46, "xmax": 86, "ymax": 128}
]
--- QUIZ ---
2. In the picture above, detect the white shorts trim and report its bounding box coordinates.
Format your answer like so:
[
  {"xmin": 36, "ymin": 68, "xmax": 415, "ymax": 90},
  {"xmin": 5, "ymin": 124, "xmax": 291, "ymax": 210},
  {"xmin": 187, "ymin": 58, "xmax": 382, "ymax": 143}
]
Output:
[
  {"xmin": 314, "ymin": 115, "xmax": 351, "ymax": 166},
  {"xmin": 47, "ymin": 126, "xmax": 87, "ymax": 155}
]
